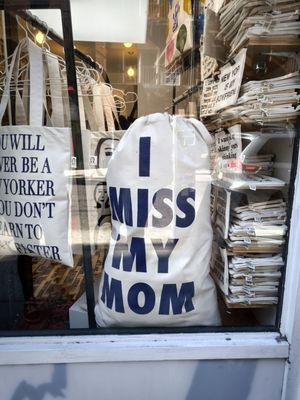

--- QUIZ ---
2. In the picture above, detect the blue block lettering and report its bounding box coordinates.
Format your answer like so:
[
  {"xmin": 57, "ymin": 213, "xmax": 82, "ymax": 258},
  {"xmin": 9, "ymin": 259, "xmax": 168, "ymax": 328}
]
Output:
[
  {"xmin": 176, "ymin": 188, "xmax": 195, "ymax": 228},
  {"xmin": 151, "ymin": 238, "xmax": 179, "ymax": 273},
  {"xmin": 109, "ymin": 186, "xmax": 133, "ymax": 226},
  {"xmin": 112, "ymin": 235, "xmax": 147, "ymax": 273},
  {"xmin": 152, "ymin": 188, "xmax": 173, "ymax": 228},
  {"xmin": 128, "ymin": 283, "xmax": 155, "ymax": 314},
  {"xmin": 159, "ymin": 282, "xmax": 195, "ymax": 315},
  {"xmin": 139, "ymin": 137, "xmax": 151, "ymax": 177},
  {"xmin": 101, "ymin": 272, "xmax": 124, "ymax": 313},
  {"xmin": 137, "ymin": 188, "xmax": 148, "ymax": 227}
]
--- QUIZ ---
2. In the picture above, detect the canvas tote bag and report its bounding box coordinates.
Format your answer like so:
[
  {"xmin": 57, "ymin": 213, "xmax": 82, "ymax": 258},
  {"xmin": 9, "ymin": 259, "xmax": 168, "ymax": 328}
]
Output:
[
  {"xmin": 0, "ymin": 38, "xmax": 73, "ymax": 267},
  {"xmin": 71, "ymin": 78, "xmax": 124, "ymax": 254},
  {"xmin": 95, "ymin": 113, "xmax": 220, "ymax": 327}
]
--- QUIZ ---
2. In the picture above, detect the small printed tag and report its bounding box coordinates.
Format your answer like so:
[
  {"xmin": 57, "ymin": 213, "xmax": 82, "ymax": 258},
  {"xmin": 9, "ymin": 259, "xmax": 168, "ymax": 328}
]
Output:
[
  {"xmin": 71, "ymin": 156, "xmax": 77, "ymax": 169},
  {"xmin": 243, "ymin": 286, "xmax": 252, "ymax": 295},
  {"xmin": 90, "ymin": 156, "xmax": 97, "ymax": 166},
  {"xmin": 245, "ymin": 275, "xmax": 253, "ymax": 286},
  {"xmin": 246, "ymin": 262, "xmax": 256, "ymax": 271}
]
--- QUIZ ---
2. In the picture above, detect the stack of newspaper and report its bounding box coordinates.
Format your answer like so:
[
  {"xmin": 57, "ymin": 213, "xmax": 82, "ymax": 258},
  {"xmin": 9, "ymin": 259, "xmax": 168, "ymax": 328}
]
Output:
[
  {"xmin": 227, "ymin": 254, "xmax": 284, "ymax": 305},
  {"xmin": 219, "ymin": 71, "xmax": 300, "ymax": 123},
  {"xmin": 227, "ymin": 199, "xmax": 286, "ymax": 305},
  {"xmin": 217, "ymin": 0, "xmax": 300, "ymax": 55},
  {"xmin": 226, "ymin": 199, "xmax": 287, "ymax": 253},
  {"xmin": 210, "ymin": 186, "xmax": 287, "ymax": 305}
]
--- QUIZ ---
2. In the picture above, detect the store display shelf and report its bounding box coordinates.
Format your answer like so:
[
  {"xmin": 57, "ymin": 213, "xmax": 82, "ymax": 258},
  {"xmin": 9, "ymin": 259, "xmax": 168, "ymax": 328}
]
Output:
[
  {"xmin": 221, "ymin": 293, "xmax": 277, "ymax": 309},
  {"xmin": 212, "ymin": 177, "xmax": 286, "ymax": 192},
  {"xmin": 229, "ymin": 37, "xmax": 300, "ymax": 59}
]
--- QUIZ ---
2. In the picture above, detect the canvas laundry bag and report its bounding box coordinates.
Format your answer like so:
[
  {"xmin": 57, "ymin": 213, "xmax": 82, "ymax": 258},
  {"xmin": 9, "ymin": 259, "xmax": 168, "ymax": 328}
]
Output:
[
  {"xmin": 0, "ymin": 38, "xmax": 73, "ymax": 267},
  {"xmin": 95, "ymin": 113, "xmax": 220, "ymax": 327}
]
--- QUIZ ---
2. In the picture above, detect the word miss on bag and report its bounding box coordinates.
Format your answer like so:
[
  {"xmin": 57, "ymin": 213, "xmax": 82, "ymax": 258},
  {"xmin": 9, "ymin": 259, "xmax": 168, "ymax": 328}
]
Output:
[{"xmin": 101, "ymin": 137, "xmax": 197, "ymax": 316}]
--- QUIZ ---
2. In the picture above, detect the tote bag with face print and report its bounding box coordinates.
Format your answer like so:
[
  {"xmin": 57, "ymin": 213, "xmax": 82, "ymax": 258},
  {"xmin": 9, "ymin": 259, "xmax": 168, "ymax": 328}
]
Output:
[
  {"xmin": 71, "ymin": 129, "xmax": 125, "ymax": 254},
  {"xmin": 0, "ymin": 38, "xmax": 73, "ymax": 267},
  {"xmin": 95, "ymin": 113, "xmax": 220, "ymax": 327}
]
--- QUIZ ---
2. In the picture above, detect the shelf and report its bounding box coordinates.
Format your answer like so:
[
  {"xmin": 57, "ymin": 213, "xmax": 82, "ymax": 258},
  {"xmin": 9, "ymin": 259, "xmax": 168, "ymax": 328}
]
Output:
[
  {"xmin": 247, "ymin": 36, "xmax": 300, "ymax": 48},
  {"xmin": 212, "ymin": 177, "xmax": 286, "ymax": 192},
  {"xmin": 221, "ymin": 292, "xmax": 277, "ymax": 309}
]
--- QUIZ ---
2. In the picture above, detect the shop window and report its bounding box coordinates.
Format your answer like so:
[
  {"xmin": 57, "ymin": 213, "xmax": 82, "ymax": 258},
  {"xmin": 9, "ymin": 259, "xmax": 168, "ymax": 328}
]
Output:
[{"xmin": 0, "ymin": 0, "xmax": 299, "ymax": 334}]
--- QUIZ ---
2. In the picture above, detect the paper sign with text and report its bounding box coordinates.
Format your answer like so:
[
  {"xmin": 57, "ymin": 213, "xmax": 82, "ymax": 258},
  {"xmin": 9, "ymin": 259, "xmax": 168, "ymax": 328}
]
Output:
[
  {"xmin": 215, "ymin": 48, "xmax": 247, "ymax": 111},
  {"xmin": 215, "ymin": 124, "xmax": 242, "ymax": 173}
]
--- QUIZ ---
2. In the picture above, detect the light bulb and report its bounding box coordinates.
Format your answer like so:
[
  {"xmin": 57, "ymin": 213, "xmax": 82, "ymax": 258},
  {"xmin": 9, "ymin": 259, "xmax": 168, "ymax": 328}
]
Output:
[
  {"xmin": 127, "ymin": 67, "xmax": 135, "ymax": 77},
  {"xmin": 35, "ymin": 31, "xmax": 45, "ymax": 45},
  {"xmin": 124, "ymin": 42, "xmax": 133, "ymax": 48}
]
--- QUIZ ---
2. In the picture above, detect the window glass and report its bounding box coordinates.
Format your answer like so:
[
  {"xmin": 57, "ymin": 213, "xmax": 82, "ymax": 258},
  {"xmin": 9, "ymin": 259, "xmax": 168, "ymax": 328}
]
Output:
[{"xmin": 0, "ymin": 0, "xmax": 299, "ymax": 332}]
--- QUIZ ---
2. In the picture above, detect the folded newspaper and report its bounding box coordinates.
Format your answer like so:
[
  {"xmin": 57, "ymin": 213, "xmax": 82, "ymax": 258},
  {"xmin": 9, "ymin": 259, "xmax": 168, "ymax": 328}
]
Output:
[{"xmin": 216, "ymin": 0, "xmax": 300, "ymax": 55}]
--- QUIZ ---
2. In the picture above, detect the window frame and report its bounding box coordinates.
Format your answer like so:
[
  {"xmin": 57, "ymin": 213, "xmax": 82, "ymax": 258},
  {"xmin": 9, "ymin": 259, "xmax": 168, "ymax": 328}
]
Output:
[{"xmin": 0, "ymin": 0, "xmax": 299, "ymax": 353}]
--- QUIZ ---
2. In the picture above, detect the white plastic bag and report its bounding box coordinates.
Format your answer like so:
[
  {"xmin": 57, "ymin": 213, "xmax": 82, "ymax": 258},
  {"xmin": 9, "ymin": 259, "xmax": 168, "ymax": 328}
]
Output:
[{"xmin": 95, "ymin": 113, "xmax": 220, "ymax": 327}]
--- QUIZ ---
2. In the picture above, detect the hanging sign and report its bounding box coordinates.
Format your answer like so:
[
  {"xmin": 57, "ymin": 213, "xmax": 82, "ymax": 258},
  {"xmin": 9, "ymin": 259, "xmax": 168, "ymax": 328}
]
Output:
[
  {"xmin": 165, "ymin": 0, "xmax": 194, "ymax": 66},
  {"xmin": 214, "ymin": 48, "xmax": 247, "ymax": 111},
  {"xmin": 200, "ymin": 77, "xmax": 218, "ymax": 116},
  {"xmin": 215, "ymin": 124, "xmax": 242, "ymax": 173}
]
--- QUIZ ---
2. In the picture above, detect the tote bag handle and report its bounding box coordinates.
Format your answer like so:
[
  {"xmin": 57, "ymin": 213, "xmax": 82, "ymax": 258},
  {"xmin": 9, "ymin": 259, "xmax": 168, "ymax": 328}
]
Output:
[
  {"xmin": 93, "ymin": 82, "xmax": 105, "ymax": 131},
  {"xmin": 187, "ymin": 117, "xmax": 214, "ymax": 146},
  {"xmin": 101, "ymin": 83, "xmax": 115, "ymax": 132},
  {"xmin": 28, "ymin": 38, "xmax": 44, "ymax": 126},
  {"xmin": 0, "ymin": 40, "xmax": 23, "ymax": 125},
  {"xmin": 0, "ymin": 38, "xmax": 44, "ymax": 127},
  {"xmin": 46, "ymin": 52, "xmax": 65, "ymax": 127}
]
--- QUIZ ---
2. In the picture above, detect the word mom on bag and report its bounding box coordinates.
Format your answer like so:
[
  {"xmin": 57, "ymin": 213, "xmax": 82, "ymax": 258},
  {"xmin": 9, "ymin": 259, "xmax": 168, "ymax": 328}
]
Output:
[{"xmin": 101, "ymin": 136, "xmax": 196, "ymax": 316}]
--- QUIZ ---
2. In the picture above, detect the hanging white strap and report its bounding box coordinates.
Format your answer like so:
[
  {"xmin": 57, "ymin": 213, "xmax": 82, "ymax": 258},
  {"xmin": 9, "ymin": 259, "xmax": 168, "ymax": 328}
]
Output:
[
  {"xmin": 15, "ymin": 90, "xmax": 27, "ymax": 125},
  {"xmin": 77, "ymin": 78, "xmax": 86, "ymax": 130},
  {"xmin": 12, "ymin": 41, "xmax": 27, "ymax": 125},
  {"xmin": 111, "ymin": 88, "xmax": 120, "ymax": 127},
  {"xmin": 93, "ymin": 82, "xmax": 105, "ymax": 131},
  {"xmin": 101, "ymin": 83, "xmax": 115, "ymax": 131},
  {"xmin": 0, "ymin": 41, "xmax": 21, "ymax": 125},
  {"xmin": 22, "ymin": 64, "xmax": 29, "ymax": 119},
  {"xmin": 188, "ymin": 117, "xmax": 214, "ymax": 145},
  {"xmin": 61, "ymin": 70, "xmax": 71, "ymax": 127},
  {"xmin": 83, "ymin": 94, "xmax": 97, "ymax": 131},
  {"xmin": 46, "ymin": 53, "xmax": 64, "ymax": 127},
  {"xmin": 28, "ymin": 38, "xmax": 44, "ymax": 126}
]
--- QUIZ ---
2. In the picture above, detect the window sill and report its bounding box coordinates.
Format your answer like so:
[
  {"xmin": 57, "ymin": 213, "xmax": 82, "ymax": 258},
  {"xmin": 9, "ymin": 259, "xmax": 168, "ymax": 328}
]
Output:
[{"xmin": 0, "ymin": 332, "xmax": 289, "ymax": 365}]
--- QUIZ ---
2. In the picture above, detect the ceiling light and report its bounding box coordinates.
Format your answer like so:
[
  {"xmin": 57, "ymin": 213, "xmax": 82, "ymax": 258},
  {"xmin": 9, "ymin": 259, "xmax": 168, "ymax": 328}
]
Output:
[
  {"xmin": 124, "ymin": 42, "xmax": 133, "ymax": 48},
  {"xmin": 127, "ymin": 67, "xmax": 135, "ymax": 77},
  {"xmin": 35, "ymin": 31, "xmax": 45, "ymax": 45}
]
